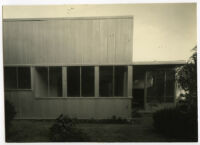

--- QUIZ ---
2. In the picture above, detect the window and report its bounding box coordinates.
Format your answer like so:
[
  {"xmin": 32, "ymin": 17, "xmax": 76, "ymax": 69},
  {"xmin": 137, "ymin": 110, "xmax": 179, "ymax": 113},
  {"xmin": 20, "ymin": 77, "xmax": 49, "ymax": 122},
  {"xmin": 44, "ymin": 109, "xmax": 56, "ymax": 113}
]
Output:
[
  {"xmin": 165, "ymin": 70, "xmax": 175, "ymax": 102},
  {"xmin": 35, "ymin": 67, "xmax": 62, "ymax": 97},
  {"xmin": 49, "ymin": 67, "xmax": 62, "ymax": 97},
  {"xmin": 146, "ymin": 70, "xmax": 175, "ymax": 103},
  {"xmin": 99, "ymin": 66, "xmax": 113, "ymax": 97},
  {"xmin": 133, "ymin": 68, "xmax": 146, "ymax": 109},
  {"xmin": 114, "ymin": 66, "xmax": 128, "ymax": 96},
  {"xmin": 99, "ymin": 66, "xmax": 128, "ymax": 97},
  {"xmin": 81, "ymin": 66, "xmax": 94, "ymax": 97},
  {"xmin": 146, "ymin": 71, "xmax": 165, "ymax": 103},
  {"xmin": 67, "ymin": 67, "xmax": 80, "ymax": 97},
  {"xmin": 34, "ymin": 65, "xmax": 128, "ymax": 97},
  {"xmin": 67, "ymin": 66, "xmax": 95, "ymax": 97},
  {"xmin": 4, "ymin": 67, "xmax": 31, "ymax": 89}
]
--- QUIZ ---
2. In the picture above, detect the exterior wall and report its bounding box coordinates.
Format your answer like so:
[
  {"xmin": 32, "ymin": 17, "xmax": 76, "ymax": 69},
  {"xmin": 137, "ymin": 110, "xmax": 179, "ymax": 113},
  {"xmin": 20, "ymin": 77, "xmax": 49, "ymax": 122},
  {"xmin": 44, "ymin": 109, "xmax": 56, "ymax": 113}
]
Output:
[
  {"xmin": 3, "ymin": 16, "xmax": 133, "ymax": 119},
  {"xmin": 3, "ymin": 16, "xmax": 133, "ymax": 65},
  {"xmin": 5, "ymin": 91, "xmax": 132, "ymax": 119},
  {"xmin": 4, "ymin": 65, "xmax": 133, "ymax": 119}
]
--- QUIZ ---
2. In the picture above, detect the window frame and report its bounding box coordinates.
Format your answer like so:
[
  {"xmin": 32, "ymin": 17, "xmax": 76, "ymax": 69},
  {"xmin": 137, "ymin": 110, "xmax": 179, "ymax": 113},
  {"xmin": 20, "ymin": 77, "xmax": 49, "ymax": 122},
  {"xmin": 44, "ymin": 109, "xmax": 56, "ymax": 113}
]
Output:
[
  {"xmin": 4, "ymin": 66, "xmax": 32, "ymax": 91},
  {"xmin": 34, "ymin": 65, "xmax": 130, "ymax": 99},
  {"xmin": 67, "ymin": 66, "xmax": 95, "ymax": 97},
  {"xmin": 99, "ymin": 65, "xmax": 128, "ymax": 97},
  {"xmin": 145, "ymin": 68, "xmax": 176, "ymax": 104},
  {"xmin": 34, "ymin": 66, "xmax": 63, "ymax": 97}
]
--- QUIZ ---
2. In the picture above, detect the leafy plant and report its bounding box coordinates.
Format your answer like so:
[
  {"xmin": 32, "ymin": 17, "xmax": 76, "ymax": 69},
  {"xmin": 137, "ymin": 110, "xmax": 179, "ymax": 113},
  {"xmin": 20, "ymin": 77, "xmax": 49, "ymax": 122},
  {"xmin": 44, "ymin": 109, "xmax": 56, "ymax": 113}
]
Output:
[
  {"xmin": 49, "ymin": 114, "xmax": 89, "ymax": 142},
  {"xmin": 176, "ymin": 46, "xmax": 197, "ymax": 98},
  {"xmin": 5, "ymin": 99, "xmax": 16, "ymax": 141},
  {"xmin": 154, "ymin": 46, "xmax": 198, "ymax": 141},
  {"xmin": 5, "ymin": 100, "xmax": 16, "ymax": 131},
  {"xmin": 153, "ymin": 106, "xmax": 197, "ymax": 141}
]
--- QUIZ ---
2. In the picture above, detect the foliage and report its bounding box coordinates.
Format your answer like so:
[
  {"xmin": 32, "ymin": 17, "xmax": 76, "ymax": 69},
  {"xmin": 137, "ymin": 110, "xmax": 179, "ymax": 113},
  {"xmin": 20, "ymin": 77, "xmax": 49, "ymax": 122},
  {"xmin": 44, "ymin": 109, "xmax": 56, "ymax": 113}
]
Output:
[
  {"xmin": 176, "ymin": 46, "xmax": 197, "ymax": 97},
  {"xmin": 49, "ymin": 114, "xmax": 89, "ymax": 142},
  {"xmin": 5, "ymin": 100, "xmax": 16, "ymax": 132},
  {"xmin": 154, "ymin": 46, "xmax": 198, "ymax": 141},
  {"xmin": 153, "ymin": 105, "xmax": 197, "ymax": 141}
]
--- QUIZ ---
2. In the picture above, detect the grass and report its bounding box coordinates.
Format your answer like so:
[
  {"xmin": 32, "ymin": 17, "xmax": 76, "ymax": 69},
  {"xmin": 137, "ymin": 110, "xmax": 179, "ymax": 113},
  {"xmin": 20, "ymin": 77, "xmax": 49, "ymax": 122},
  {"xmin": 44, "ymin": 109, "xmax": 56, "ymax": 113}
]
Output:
[{"xmin": 6, "ymin": 116, "xmax": 180, "ymax": 142}]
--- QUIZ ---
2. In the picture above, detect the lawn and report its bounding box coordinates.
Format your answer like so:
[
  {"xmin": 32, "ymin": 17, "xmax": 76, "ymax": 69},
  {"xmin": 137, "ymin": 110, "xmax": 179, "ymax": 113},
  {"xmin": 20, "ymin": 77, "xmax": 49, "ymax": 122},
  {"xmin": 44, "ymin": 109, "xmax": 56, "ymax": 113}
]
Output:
[{"xmin": 6, "ymin": 116, "xmax": 179, "ymax": 142}]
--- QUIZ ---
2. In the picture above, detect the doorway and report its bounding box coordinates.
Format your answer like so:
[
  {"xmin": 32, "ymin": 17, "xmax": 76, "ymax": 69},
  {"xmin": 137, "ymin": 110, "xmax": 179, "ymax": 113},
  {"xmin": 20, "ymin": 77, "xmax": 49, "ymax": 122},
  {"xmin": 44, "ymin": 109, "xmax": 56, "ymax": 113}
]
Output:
[{"xmin": 132, "ymin": 68, "xmax": 145, "ymax": 109}]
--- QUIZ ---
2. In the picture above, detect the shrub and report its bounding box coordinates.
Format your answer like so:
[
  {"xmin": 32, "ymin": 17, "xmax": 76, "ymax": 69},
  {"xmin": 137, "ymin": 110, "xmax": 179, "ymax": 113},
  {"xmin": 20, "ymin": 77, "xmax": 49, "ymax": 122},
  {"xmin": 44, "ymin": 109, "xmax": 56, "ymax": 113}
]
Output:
[
  {"xmin": 5, "ymin": 100, "xmax": 16, "ymax": 132},
  {"xmin": 49, "ymin": 114, "xmax": 89, "ymax": 142},
  {"xmin": 153, "ymin": 106, "xmax": 197, "ymax": 141}
]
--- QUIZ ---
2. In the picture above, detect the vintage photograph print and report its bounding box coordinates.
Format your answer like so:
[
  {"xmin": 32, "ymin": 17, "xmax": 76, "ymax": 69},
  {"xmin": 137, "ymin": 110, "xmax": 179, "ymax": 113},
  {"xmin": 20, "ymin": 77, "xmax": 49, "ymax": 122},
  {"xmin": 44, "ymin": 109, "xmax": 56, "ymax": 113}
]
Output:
[{"xmin": 3, "ymin": 3, "xmax": 197, "ymax": 142}]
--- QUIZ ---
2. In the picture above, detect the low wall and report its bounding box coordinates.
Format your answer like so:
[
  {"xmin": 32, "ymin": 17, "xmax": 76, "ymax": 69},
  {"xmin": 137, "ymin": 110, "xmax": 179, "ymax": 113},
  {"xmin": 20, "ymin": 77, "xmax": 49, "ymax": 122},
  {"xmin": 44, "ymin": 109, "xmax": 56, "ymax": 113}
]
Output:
[{"xmin": 5, "ymin": 91, "xmax": 132, "ymax": 119}]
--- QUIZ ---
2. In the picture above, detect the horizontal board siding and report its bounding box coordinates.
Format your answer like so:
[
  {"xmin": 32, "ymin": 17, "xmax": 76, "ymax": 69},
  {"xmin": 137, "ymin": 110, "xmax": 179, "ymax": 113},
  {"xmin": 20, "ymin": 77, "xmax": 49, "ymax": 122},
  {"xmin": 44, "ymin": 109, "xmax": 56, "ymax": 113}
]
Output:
[
  {"xmin": 3, "ymin": 17, "xmax": 133, "ymax": 65},
  {"xmin": 5, "ymin": 91, "xmax": 132, "ymax": 119}
]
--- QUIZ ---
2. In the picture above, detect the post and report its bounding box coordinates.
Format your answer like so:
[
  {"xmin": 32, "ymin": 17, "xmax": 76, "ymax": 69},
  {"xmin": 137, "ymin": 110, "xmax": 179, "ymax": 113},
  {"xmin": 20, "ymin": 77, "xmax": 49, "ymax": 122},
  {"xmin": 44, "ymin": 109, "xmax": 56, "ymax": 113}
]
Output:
[
  {"xmin": 144, "ymin": 71, "xmax": 147, "ymax": 110},
  {"xmin": 62, "ymin": 67, "xmax": 67, "ymax": 97},
  {"xmin": 174, "ymin": 69, "xmax": 177, "ymax": 105},
  {"xmin": 80, "ymin": 67, "xmax": 82, "ymax": 97},
  {"xmin": 164, "ymin": 71, "xmax": 167, "ymax": 102},
  {"xmin": 30, "ymin": 66, "xmax": 34, "ymax": 90},
  {"xmin": 95, "ymin": 66, "xmax": 99, "ymax": 97},
  {"xmin": 127, "ymin": 66, "xmax": 133, "ymax": 97}
]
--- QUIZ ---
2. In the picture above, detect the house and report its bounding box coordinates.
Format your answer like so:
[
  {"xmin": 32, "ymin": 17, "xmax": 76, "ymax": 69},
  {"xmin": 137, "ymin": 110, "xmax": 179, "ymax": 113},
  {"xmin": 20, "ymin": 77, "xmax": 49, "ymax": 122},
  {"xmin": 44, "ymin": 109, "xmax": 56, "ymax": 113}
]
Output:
[{"xmin": 3, "ymin": 16, "xmax": 184, "ymax": 119}]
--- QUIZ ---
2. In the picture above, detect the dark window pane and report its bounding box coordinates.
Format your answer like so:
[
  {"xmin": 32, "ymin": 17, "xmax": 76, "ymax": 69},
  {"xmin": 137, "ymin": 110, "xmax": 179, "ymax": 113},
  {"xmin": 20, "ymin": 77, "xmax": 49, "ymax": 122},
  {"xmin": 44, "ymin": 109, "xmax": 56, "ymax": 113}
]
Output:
[
  {"xmin": 133, "ymin": 68, "xmax": 145, "ymax": 109},
  {"xmin": 4, "ymin": 67, "xmax": 17, "ymax": 89},
  {"xmin": 49, "ymin": 67, "xmax": 62, "ymax": 97},
  {"xmin": 99, "ymin": 66, "xmax": 113, "ymax": 97},
  {"xmin": 165, "ymin": 70, "xmax": 175, "ymax": 102},
  {"xmin": 147, "ymin": 71, "xmax": 165, "ymax": 103},
  {"xmin": 114, "ymin": 66, "xmax": 128, "ymax": 96},
  {"xmin": 35, "ymin": 67, "xmax": 48, "ymax": 96},
  {"xmin": 67, "ymin": 67, "xmax": 80, "ymax": 97},
  {"xmin": 81, "ymin": 66, "xmax": 94, "ymax": 97},
  {"xmin": 18, "ymin": 67, "xmax": 31, "ymax": 89}
]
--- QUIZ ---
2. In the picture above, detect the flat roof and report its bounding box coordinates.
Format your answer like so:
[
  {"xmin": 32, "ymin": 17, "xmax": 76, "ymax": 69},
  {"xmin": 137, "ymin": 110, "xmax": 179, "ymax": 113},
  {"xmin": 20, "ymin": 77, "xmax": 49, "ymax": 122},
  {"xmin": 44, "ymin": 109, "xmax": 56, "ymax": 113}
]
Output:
[
  {"xmin": 3, "ymin": 15, "xmax": 134, "ymax": 22},
  {"xmin": 132, "ymin": 60, "xmax": 187, "ymax": 65}
]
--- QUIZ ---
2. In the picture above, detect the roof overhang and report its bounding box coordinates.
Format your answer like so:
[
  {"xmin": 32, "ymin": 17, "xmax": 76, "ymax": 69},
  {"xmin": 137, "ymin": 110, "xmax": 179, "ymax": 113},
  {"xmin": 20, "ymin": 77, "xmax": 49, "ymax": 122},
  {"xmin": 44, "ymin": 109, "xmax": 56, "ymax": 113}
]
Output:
[{"xmin": 132, "ymin": 60, "xmax": 187, "ymax": 66}]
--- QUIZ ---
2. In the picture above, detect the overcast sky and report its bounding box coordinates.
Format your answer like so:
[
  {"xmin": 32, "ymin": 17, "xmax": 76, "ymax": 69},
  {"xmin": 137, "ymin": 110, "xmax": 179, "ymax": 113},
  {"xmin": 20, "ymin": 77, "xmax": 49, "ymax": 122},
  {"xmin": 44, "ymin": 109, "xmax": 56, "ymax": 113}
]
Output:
[{"xmin": 3, "ymin": 3, "xmax": 197, "ymax": 62}]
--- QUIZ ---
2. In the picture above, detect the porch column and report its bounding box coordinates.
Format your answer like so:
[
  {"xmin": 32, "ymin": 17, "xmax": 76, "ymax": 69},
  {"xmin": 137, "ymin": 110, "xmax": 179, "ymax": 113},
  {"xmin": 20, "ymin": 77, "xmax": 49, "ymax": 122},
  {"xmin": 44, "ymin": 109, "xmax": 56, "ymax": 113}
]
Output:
[
  {"xmin": 62, "ymin": 67, "xmax": 67, "ymax": 97},
  {"xmin": 127, "ymin": 66, "xmax": 133, "ymax": 97},
  {"xmin": 30, "ymin": 66, "xmax": 34, "ymax": 90},
  {"xmin": 95, "ymin": 66, "xmax": 99, "ymax": 97},
  {"xmin": 144, "ymin": 71, "xmax": 147, "ymax": 110}
]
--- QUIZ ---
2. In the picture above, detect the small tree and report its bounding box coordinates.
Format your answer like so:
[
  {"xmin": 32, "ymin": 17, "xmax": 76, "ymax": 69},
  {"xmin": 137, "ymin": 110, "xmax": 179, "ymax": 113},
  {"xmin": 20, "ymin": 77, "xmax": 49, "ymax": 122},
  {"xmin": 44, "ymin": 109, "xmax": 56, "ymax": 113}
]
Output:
[
  {"xmin": 176, "ymin": 46, "xmax": 197, "ymax": 99},
  {"xmin": 153, "ymin": 50, "xmax": 198, "ymax": 141}
]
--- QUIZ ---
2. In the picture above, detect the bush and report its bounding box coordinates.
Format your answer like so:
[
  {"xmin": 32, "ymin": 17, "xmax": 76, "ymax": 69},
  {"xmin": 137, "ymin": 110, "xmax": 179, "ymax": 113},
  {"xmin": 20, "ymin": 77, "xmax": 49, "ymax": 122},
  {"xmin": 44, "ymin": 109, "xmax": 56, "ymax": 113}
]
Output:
[
  {"xmin": 5, "ymin": 100, "xmax": 16, "ymax": 132},
  {"xmin": 153, "ymin": 106, "xmax": 197, "ymax": 141},
  {"xmin": 49, "ymin": 114, "xmax": 89, "ymax": 142}
]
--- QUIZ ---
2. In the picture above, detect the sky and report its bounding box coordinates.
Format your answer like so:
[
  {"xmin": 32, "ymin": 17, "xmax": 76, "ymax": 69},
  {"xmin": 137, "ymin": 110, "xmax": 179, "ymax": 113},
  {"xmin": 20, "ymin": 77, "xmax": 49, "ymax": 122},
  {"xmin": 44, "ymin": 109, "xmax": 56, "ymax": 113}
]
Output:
[{"xmin": 3, "ymin": 3, "xmax": 197, "ymax": 62}]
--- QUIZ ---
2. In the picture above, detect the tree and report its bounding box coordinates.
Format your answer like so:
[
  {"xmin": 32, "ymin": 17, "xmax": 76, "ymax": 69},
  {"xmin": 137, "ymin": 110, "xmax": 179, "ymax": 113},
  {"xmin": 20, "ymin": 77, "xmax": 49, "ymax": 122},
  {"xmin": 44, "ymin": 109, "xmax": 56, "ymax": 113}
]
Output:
[{"xmin": 176, "ymin": 46, "xmax": 197, "ymax": 99}]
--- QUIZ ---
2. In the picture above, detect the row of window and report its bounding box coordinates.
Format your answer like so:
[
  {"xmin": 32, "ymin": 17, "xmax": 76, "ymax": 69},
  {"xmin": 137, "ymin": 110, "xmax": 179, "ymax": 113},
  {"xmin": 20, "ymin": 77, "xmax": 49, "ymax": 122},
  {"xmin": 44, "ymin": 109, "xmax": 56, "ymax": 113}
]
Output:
[
  {"xmin": 4, "ymin": 66, "xmax": 175, "ymax": 101},
  {"xmin": 4, "ymin": 66, "xmax": 128, "ymax": 97}
]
